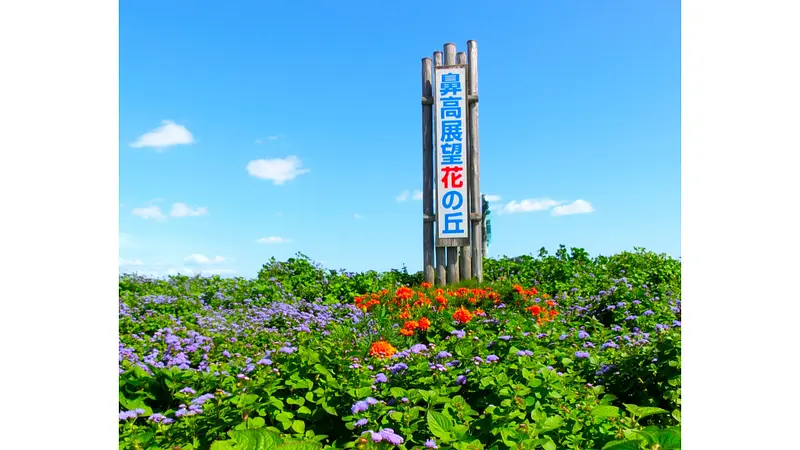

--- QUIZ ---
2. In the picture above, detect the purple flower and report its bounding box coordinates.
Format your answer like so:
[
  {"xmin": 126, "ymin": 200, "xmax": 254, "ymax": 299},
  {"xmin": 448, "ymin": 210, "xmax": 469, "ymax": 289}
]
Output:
[
  {"xmin": 378, "ymin": 428, "xmax": 404, "ymax": 445},
  {"xmin": 374, "ymin": 373, "xmax": 388, "ymax": 383},
  {"xmin": 575, "ymin": 351, "xmax": 590, "ymax": 359},
  {"xmin": 601, "ymin": 341, "xmax": 619, "ymax": 350},
  {"xmin": 366, "ymin": 397, "xmax": 378, "ymax": 405},
  {"xmin": 425, "ymin": 439, "xmax": 439, "ymax": 449},
  {"xmin": 673, "ymin": 320, "xmax": 682, "ymax": 327},
  {"xmin": 279, "ymin": 346, "xmax": 297, "ymax": 354},
  {"xmin": 410, "ymin": 344, "xmax": 428, "ymax": 354},
  {"xmin": 179, "ymin": 387, "xmax": 196, "ymax": 395},
  {"xmin": 499, "ymin": 335, "xmax": 512, "ymax": 341},
  {"xmin": 355, "ymin": 418, "xmax": 368, "ymax": 427},
  {"xmin": 486, "ymin": 354, "xmax": 499, "ymax": 362},
  {"xmin": 611, "ymin": 325, "xmax": 623, "ymax": 332},
  {"xmin": 456, "ymin": 374, "xmax": 467, "ymax": 385},
  {"xmin": 516, "ymin": 350, "xmax": 533, "ymax": 357},
  {"xmin": 257, "ymin": 358, "xmax": 273, "ymax": 366},
  {"xmin": 222, "ymin": 350, "xmax": 232, "ymax": 358},
  {"xmin": 118, "ymin": 410, "xmax": 138, "ymax": 421},
  {"xmin": 351, "ymin": 401, "xmax": 369, "ymax": 414},
  {"xmin": 578, "ymin": 330, "xmax": 590, "ymax": 339},
  {"xmin": 451, "ymin": 330, "xmax": 466, "ymax": 339},
  {"xmin": 559, "ymin": 334, "xmax": 568, "ymax": 340},
  {"xmin": 389, "ymin": 362, "xmax": 408, "ymax": 374},
  {"xmin": 436, "ymin": 351, "xmax": 452, "ymax": 359},
  {"xmin": 643, "ymin": 309, "xmax": 654, "ymax": 316}
]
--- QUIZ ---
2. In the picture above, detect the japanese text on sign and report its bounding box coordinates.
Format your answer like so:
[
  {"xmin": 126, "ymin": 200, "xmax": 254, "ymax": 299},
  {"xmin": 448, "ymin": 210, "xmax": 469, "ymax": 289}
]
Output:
[{"xmin": 434, "ymin": 66, "xmax": 469, "ymax": 241}]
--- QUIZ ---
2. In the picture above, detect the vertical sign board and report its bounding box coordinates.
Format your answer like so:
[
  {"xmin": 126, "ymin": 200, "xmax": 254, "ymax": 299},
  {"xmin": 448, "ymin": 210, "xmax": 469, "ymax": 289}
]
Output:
[{"xmin": 434, "ymin": 65, "xmax": 470, "ymax": 246}]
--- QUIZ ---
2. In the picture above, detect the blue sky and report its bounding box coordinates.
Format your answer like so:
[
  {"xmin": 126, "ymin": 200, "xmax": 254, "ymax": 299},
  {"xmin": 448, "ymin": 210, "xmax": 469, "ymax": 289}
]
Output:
[{"xmin": 119, "ymin": 0, "xmax": 680, "ymax": 278}]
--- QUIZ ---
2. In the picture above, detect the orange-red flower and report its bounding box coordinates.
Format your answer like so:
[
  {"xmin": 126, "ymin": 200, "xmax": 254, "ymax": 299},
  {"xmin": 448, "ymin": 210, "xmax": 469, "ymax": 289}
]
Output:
[
  {"xmin": 528, "ymin": 305, "xmax": 542, "ymax": 316},
  {"xmin": 549, "ymin": 309, "xmax": 558, "ymax": 317},
  {"xmin": 369, "ymin": 341, "xmax": 397, "ymax": 358},
  {"xmin": 398, "ymin": 310, "xmax": 411, "ymax": 320},
  {"xmin": 399, "ymin": 328, "xmax": 414, "ymax": 336},
  {"xmin": 475, "ymin": 308, "xmax": 486, "ymax": 317},
  {"xmin": 396, "ymin": 286, "xmax": 414, "ymax": 301},
  {"xmin": 452, "ymin": 306, "xmax": 473, "ymax": 324},
  {"xmin": 421, "ymin": 282, "xmax": 432, "ymax": 289},
  {"xmin": 546, "ymin": 300, "xmax": 555, "ymax": 307},
  {"xmin": 513, "ymin": 284, "xmax": 526, "ymax": 295},
  {"xmin": 418, "ymin": 317, "xmax": 431, "ymax": 331},
  {"xmin": 403, "ymin": 320, "xmax": 420, "ymax": 331}
]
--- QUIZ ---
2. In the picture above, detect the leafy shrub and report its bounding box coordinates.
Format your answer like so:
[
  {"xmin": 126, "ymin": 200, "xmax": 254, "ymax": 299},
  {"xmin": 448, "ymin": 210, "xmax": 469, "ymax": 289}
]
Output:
[{"xmin": 119, "ymin": 247, "xmax": 681, "ymax": 450}]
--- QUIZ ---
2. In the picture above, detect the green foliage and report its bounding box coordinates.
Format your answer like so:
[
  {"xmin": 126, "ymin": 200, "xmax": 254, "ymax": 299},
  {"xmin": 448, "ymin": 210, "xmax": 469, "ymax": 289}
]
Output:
[{"xmin": 119, "ymin": 246, "xmax": 681, "ymax": 450}]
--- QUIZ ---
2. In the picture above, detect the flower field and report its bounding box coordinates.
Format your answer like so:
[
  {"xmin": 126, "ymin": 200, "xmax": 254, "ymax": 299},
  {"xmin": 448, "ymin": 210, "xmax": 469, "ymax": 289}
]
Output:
[{"xmin": 119, "ymin": 247, "xmax": 681, "ymax": 450}]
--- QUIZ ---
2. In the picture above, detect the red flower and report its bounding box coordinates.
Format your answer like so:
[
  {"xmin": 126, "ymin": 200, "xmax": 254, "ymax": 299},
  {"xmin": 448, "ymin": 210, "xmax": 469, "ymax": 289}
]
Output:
[
  {"xmin": 418, "ymin": 317, "xmax": 431, "ymax": 331},
  {"xmin": 452, "ymin": 306, "xmax": 473, "ymax": 324},
  {"xmin": 369, "ymin": 341, "xmax": 397, "ymax": 358}
]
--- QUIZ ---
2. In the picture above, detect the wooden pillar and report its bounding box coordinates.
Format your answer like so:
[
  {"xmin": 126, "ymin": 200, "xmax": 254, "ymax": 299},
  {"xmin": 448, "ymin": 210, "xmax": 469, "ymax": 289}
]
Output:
[
  {"xmin": 467, "ymin": 40, "xmax": 484, "ymax": 283},
  {"xmin": 432, "ymin": 50, "xmax": 447, "ymax": 285},
  {"xmin": 456, "ymin": 50, "xmax": 472, "ymax": 282},
  {"xmin": 421, "ymin": 57, "xmax": 435, "ymax": 285}
]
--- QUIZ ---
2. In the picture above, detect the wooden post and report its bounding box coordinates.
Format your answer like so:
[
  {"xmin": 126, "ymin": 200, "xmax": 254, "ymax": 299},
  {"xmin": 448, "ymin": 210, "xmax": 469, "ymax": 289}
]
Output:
[
  {"xmin": 432, "ymin": 50, "xmax": 447, "ymax": 285},
  {"xmin": 467, "ymin": 40, "xmax": 484, "ymax": 283},
  {"xmin": 442, "ymin": 43, "xmax": 460, "ymax": 285},
  {"xmin": 456, "ymin": 51, "xmax": 472, "ymax": 282},
  {"xmin": 421, "ymin": 57, "xmax": 435, "ymax": 285}
]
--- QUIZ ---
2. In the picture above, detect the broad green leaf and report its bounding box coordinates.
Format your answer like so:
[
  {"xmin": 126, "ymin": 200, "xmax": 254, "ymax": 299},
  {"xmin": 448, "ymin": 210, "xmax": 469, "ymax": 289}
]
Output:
[
  {"xmin": 452, "ymin": 424, "xmax": 469, "ymax": 440},
  {"xmin": 590, "ymin": 405, "xmax": 620, "ymax": 419},
  {"xmin": 291, "ymin": 420, "xmax": 305, "ymax": 434},
  {"xmin": 247, "ymin": 417, "xmax": 266, "ymax": 429},
  {"xmin": 355, "ymin": 387, "xmax": 372, "ymax": 398},
  {"xmin": 671, "ymin": 409, "xmax": 681, "ymax": 423},
  {"xmin": 275, "ymin": 442, "xmax": 322, "ymax": 450},
  {"xmin": 209, "ymin": 441, "xmax": 235, "ymax": 450},
  {"xmin": 427, "ymin": 410, "xmax": 454, "ymax": 441},
  {"xmin": 541, "ymin": 416, "xmax": 564, "ymax": 432},
  {"xmin": 624, "ymin": 404, "xmax": 669, "ymax": 420},
  {"xmin": 229, "ymin": 429, "xmax": 282, "ymax": 450},
  {"xmin": 601, "ymin": 440, "xmax": 641, "ymax": 450},
  {"xmin": 542, "ymin": 439, "xmax": 557, "ymax": 450}
]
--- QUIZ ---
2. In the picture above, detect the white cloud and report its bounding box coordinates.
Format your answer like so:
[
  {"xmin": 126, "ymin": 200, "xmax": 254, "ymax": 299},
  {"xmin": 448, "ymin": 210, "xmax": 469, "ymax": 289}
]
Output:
[
  {"xmin": 132, "ymin": 205, "xmax": 166, "ymax": 220},
  {"xmin": 130, "ymin": 120, "xmax": 194, "ymax": 149},
  {"xmin": 499, "ymin": 198, "xmax": 563, "ymax": 214},
  {"xmin": 167, "ymin": 267, "xmax": 196, "ymax": 276},
  {"xmin": 256, "ymin": 236, "xmax": 291, "ymax": 244},
  {"xmin": 246, "ymin": 156, "xmax": 310, "ymax": 185},
  {"xmin": 551, "ymin": 199, "xmax": 595, "ymax": 216},
  {"xmin": 170, "ymin": 202, "xmax": 208, "ymax": 217},
  {"xmin": 484, "ymin": 194, "xmax": 502, "ymax": 202},
  {"xmin": 118, "ymin": 257, "xmax": 143, "ymax": 267},
  {"xmin": 396, "ymin": 190, "xmax": 409, "ymax": 202},
  {"xmin": 412, "ymin": 190, "xmax": 423, "ymax": 200},
  {"xmin": 353, "ymin": 213, "xmax": 363, "ymax": 219},
  {"xmin": 184, "ymin": 254, "xmax": 225, "ymax": 264}
]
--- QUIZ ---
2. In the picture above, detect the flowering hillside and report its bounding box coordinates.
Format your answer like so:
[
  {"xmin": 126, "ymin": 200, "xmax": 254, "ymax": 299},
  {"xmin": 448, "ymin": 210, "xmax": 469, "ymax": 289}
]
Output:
[{"xmin": 119, "ymin": 247, "xmax": 681, "ymax": 450}]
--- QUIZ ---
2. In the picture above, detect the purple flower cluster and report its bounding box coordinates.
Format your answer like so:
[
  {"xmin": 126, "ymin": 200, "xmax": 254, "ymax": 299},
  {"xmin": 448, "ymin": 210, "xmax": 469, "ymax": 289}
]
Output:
[{"xmin": 366, "ymin": 428, "xmax": 404, "ymax": 446}]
